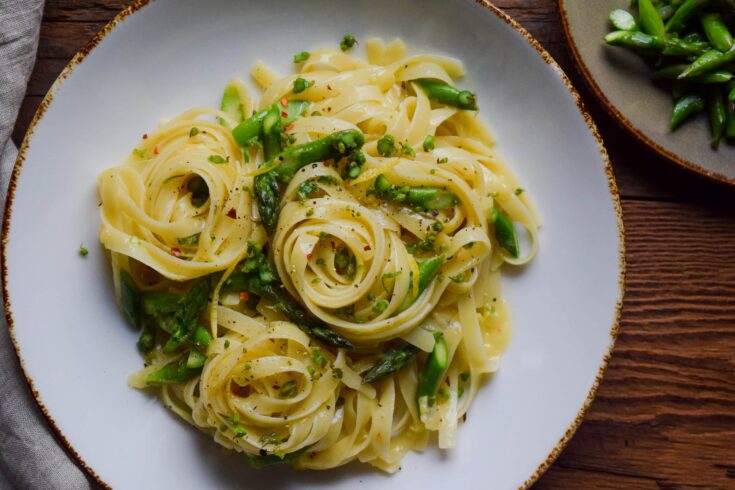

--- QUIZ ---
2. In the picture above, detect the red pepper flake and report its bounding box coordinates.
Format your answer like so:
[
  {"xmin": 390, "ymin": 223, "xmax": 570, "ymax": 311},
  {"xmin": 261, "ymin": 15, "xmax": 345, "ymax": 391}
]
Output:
[
  {"xmin": 364, "ymin": 245, "xmax": 371, "ymax": 251},
  {"xmin": 226, "ymin": 208, "xmax": 237, "ymax": 219},
  {"xmin": 285, "ymin": 123, "xmax": 294, "ymax": 131},
  {"xmin": 171, "ymin": 248, "xmax": 182, "ymax": 257},
  {"xmin": 281, "ymin": 111, "xmax": 288, "ymax": 118},
  {"xmin": 142, "ymin": 133, "xmax": 148, "ymax": 139},
  {"xmin": 153, "ymin": 146, "xmax": 159, "ymax": 155},
  {"xmin": 281, "ymin": 97, "xmax": 288, "ymax": 107},
  {"xmin": 307, "ymin": 251, "xmax": 314, "ymax": 261},
  {"xmin": 239, "ymin": 291, "xmax": 250, "ymax": 302},
  {"xmin": 323, "ymin": 161, "xmax": 330, "ymax": 168}
]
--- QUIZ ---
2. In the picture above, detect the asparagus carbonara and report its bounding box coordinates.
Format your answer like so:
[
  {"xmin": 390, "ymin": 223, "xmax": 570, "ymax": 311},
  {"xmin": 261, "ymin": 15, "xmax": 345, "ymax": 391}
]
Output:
[{"xmin": 98, "ymin": 36, "xmax": 539, "ymax": 472}]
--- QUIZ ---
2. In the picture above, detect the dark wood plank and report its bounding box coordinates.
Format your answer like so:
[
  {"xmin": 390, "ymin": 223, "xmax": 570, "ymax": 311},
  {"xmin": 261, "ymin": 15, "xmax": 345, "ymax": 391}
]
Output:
[
  {"xmin": 538, "ymin": 198, "xmax": 735, "ymax": 489},
  {"xmin": 10, "ymin": 2, "xmax": 735, "ymax": 489}
]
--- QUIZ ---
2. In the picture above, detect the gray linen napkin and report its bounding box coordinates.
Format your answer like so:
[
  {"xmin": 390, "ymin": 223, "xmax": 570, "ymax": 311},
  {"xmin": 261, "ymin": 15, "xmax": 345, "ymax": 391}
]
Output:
[{"xmin": 0, "ymin": 1, "xmax": 92, "ymax": 488}]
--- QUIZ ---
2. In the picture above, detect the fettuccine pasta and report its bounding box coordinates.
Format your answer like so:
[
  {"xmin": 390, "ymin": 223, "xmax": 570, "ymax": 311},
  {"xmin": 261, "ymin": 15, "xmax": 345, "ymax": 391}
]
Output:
[{"xmin": 99, "ymin": 37, "xmax": 538, "ymax": 473}]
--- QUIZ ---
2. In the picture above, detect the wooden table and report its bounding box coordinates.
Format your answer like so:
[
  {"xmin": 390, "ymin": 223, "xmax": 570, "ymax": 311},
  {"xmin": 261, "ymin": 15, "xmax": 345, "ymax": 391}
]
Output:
[{"xmin": 12, "ymin": 1, "xmax": 735, "ymax": 488}]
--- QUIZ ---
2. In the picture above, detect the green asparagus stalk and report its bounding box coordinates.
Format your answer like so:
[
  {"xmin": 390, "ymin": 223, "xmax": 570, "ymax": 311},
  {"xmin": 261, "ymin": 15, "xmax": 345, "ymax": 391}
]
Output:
[
  {"xmin": 231, "ymin": 100, "xmax": 309, "ymax": 147},
  {"xmin": 707, "ymin": 87, "xmax": 727, "ymax": 148},
  {"xmin": 220, "ymin": 81, "xmax": 246, "ymax": 127},
  {"xmin": 666, "ymin": 0, "xmax": 711, "ymax": 33},
  {"xmin": 413, "ymin": 79, "xmax": 478, "ymax": 110},
  {"xmin": 604, "ymin": 30, "xmax": 709, "ymax": 56},
  {"xmin": 120, "ymin": 270, "xmax": 141, "ymax": 328},
  {"xmin": 638, "ymin": 0, "xmax": 666, "ymax": 37},
  {"xmin": 372, "ymin": 174, "xmax": 459, "ymax": 210},
  {"xmin": 146, "ymin": 354, "xmax": 203, "ymax": 385},
  {"xmin": 361, "ymin": 343, "xmax": 419, "ymax": 384},
  {"xmin": 492, "ymin": 206, "xmax": 519, "ymax": 259},
  {"xmin": 262, "ymin": 105, "xmax": 283, "ymax": 161},
  {"xmin": 255, "ymin": 129, "xmax": 365, "ymax": 234},
  {"xmin": 416, "ymin": 331, "xmax": 449, "ymax": 409},
  {"xmin": 678, "ymin": 46, "xmax": 735, "ymax": 78},
  {"xmin": 700, "ymin": 12, "xmax": 734, "ymax": 51},
  {"xmin": 671, "ymin": 93, "xmax": 706, "ymax": 128},
  {"xmin": 653, "ymin": 64, "xmax": 733, "ymax": 83},
  {"xmin": 609, "ymin": 9, "xmax": 639, "ymax": 31}
]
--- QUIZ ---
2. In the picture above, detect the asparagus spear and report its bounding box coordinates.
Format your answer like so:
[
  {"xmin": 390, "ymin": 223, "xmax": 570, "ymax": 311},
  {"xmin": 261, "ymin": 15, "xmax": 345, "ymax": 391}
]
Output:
[
  {"xmin": 700, "ymin": 12, "xmax": 734, "ymax": 51},
  {"xmin": 671, "ymin": 93, "xmax": 706, "ymax": 128},
  {"xmin": 609, "ymin": 9, "xmax": 639, "ymax": 31},
  {"xmin": 231, "ymin": 100, "xmax": 309, "ymax": 147},
  {"xmin": 416, "ymin": 331, "xmax": 449, "ymax": 409},
  {"xmin": 220, "ymin": 80, "xmax": 247, "ymax": 127},
  {"xmin": 678, "ymin": 46, "xmax": 735, "ymax": 78},
  {"xmin": 638, "ymin": 0, "xmax": 666, "ymax": 37},
  {"xmin": 666, "ymin": 0, "xmax": 711, "ymax": 33},
  {"xmin": 120, "ymin": 270, "xmax": 141, "ymax": 328},
  {"xmin": 361, "ymin": 343, "xmax": 419, "ymax": 384},
  {"xmin": 146, "ymin": 351, "xmax": 205, "ymax": 385},
  {"xmin": 492, "ymin": 206, "xmax": 519, "ymax": 259},
  {"xmin": 604, "ymin": 30, "xmax": 709, "ymax": 56},
  {"xmin": 707, "ymin": 87, "xmax": 727, "ymax": 148},
  {"xmin": 396, "ymin": 254, "xmax": 446, "ymax": 313},
  {"xmin": 372, "ymin": 174, "xmax": 459, "ymax": 210},
  {"xmin": 262, "ymin": 105, "xmax": 282, "ymax": 160},
  {"xmin": 255, "ymin": 129, "xmax": 365, "ymax": 234},
  {"xmin": 414, "ymin": 79, "xmax": 478, "ymax": 110}
]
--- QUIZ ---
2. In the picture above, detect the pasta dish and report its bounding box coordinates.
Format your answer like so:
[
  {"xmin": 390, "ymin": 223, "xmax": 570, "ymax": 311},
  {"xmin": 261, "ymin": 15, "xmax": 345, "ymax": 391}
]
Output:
[{"xmin": 97, "ymin": 37, "xmax": 538, "ymax": 472}]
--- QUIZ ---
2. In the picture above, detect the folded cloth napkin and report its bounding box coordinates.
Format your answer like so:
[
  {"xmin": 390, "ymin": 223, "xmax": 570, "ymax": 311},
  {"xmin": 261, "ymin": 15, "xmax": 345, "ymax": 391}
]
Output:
[{"xmin": 0, "ymin": 1, "xmax": 92, "ymax": 488}]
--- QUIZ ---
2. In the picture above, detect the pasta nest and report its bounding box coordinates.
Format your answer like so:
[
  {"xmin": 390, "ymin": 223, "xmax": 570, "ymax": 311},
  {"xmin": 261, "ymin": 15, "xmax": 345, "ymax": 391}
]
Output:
[{"xmin": 99, "ymin": 109, "xmax": 253, "ymax": 281}]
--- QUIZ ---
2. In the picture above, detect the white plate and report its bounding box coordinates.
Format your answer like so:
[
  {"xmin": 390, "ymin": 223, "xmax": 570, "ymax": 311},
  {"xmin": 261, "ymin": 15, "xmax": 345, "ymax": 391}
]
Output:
[{"xmin": 2, "ymin": 0, "xmax": 624, "ymax": 488}]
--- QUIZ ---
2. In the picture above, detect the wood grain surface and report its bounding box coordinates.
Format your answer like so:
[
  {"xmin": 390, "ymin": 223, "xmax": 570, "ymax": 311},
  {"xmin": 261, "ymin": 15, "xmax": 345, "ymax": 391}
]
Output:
[{"xmin": 11, "ymin": 1, "xmax": 735, "ymax": 488}]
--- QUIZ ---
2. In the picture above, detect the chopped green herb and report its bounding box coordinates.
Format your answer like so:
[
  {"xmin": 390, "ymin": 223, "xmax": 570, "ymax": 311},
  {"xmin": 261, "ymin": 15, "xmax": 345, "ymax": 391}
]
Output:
[
  {"xmin": 78, "ymin": 245, "xmax": 88, "ymax": 257},
  {"xmin": 432, "ymin": 221, "xmax": 444, "ymax": 232},
  {"xmin": 305, "ymin": 208, "xmax": 315, "ymax": 217},
  {"xmin": 315, "ymin": 257, "xmax": 326, "ymax": 266},
  {"xmin": 458, "ymin": 386, "xmax": 465, "ymax": 398},
  {"xmin": 334, "ymin": 246, "xmax": 356, "ymax": 279},
  {"xmin": 260, "ymin": 431, "xmax": 287, "ymax": 445},
  {"xmin": 208, "ymin": 154, "xmax": 228, "ymax": 164},
  {"xmin": 372, "ymin": 299, "xmax": 388, "ymax": 313},
  {"xmin": 514, "ymin": 188, "xmax": 524, "ymax": 196},
  {"xmin": 177, "ymin": 233, "xmax": 200, "ymax": 246},
  {"xmin": 312, "ymin": 346, "xmax": 327, "ymax": 368},
  {"xmin": 189, "ymin": 127, "xmax": 200, "ymax": 137},
  {"xmin": 423, "ymin": 135, "xmax": 435, "ymax": 151},
  {"xmin": 336, "ymin": 396, "xmax": 345, "ymax": 407},
  {"xmin": 311, "ymin": 111, "xmax": 322, "ymax": 116},
  {"xmin": 132, "ymin": 148, "xmax": 146, "ymax": 158},
  {"xmin": 377, "ymin": 135, "xmax": 395, "ymax": 157},
  {"xmin": 293, "ymin": 51, "xmax": 310, "ymax": 63},
  {"xmin": 438, "ymin": 157, "xmax": 448, "ymax": 164},
  {"xmin": 333, "ymin": 367, "xmax": 343, "ymax": 379},
  {"xmin": 279, "ymin": 380, "xmax": 298, "ymax": 398},
  {"xmin": 224, "ymin": 339, "xmax": 231, "ymax": 349},
  {"xmin": 400, "ymin": 144, "xmax": 415, "ymax": 157},
  {"xmin": 311, "ymin": 277, "xmax": 321, "ymax": 284},
  {"xmin": 460, "ymin": 371, "xmax": 471, "ymax": 382},
  {"xmin": 293, "ymin": 78, "xmax": 313, "ymax": 94},
  {"xmin": 340, "ymin": 34, "xmax": 357, "ymax": 51},
  {"xmin": 450, "ymin": 271, "xmax": 469, "ymax": 283}
]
